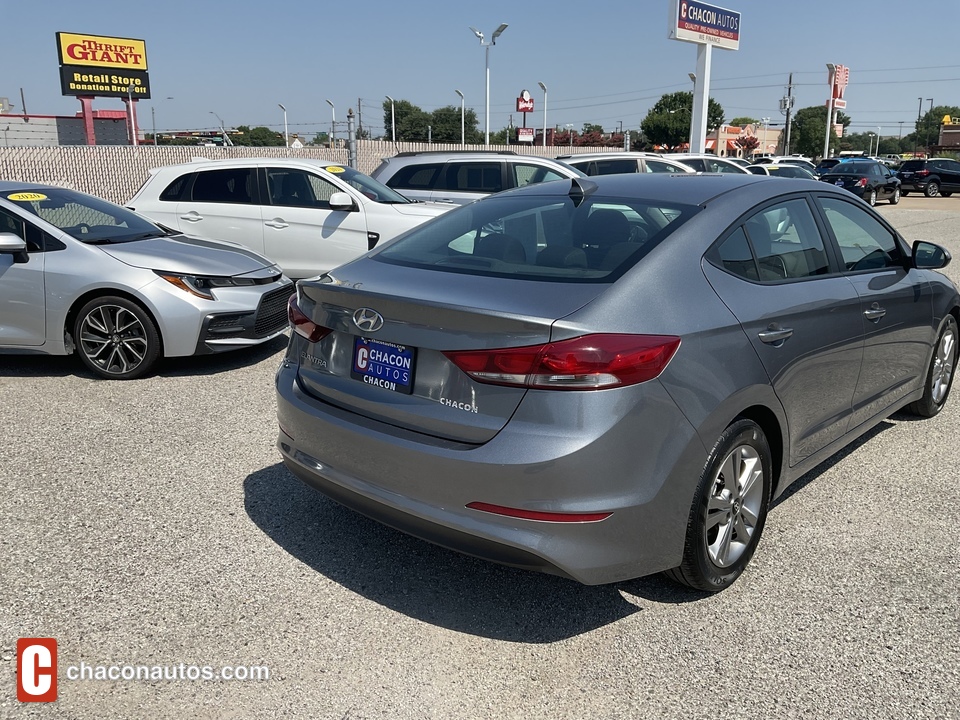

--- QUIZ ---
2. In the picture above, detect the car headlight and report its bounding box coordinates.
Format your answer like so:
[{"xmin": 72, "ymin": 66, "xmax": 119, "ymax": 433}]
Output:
[{"xmin": 155, "ymin": 271, "xmax": 255, "ymax": 300}]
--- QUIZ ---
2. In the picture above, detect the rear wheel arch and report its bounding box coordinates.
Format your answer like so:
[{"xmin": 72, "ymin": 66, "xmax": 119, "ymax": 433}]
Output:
[{"xmin": 735, "ymin": 405, "xmax": 784, "ymax": 495}]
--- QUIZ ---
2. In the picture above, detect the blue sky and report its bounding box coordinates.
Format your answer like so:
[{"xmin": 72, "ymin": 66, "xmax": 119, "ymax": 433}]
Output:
[{"xmin": 3, "ymin": 0, "xmax": 958, "ymax": 140}]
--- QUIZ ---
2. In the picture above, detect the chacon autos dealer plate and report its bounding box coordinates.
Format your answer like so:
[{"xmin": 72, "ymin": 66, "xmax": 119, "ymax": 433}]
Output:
[{"xmin": 350, "ymin": 337, "xmax": 416, "ymax": 394}]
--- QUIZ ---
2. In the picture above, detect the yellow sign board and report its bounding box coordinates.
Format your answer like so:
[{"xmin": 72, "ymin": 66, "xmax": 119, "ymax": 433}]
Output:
[
  {"xmin": 57, "ymin": 32, "xmax": 148, "ymax": 71},
  {"xmin": 7, "ymin": 193, "xmax": 48, "ymax": 202}
]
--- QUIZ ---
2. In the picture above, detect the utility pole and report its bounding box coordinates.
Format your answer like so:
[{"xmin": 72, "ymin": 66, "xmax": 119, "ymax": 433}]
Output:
[
  {"xmin": 357, "ymin": 98, "xmax": 363, "ymax": 138},
  {"xmin": 779, "ymin": 72, "xmax": 794, "ymax": 155}
]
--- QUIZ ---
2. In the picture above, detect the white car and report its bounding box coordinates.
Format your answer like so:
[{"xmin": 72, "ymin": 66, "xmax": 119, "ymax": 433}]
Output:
[
  {"xmin": 128, "ymin": 158, "xmax": 453, "ymax": 279},
  {"xmin": 554, "ymin": 152, "xmax": 695, "ymax": 176},
  {"xmin": 662, "ymin": 153, "xmax": 751, "ymax": 174}
]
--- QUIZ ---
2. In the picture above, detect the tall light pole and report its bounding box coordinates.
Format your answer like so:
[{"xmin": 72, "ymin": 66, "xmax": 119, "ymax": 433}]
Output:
[
  {"xmin": 326, "ymin": 99, "xmax": 336, "ymax": 149},
  {"xmin": 926, "ymin": 98, "xmax": 934, "ymax": 151},
  {"xmin": 876, "ymin": 126, "xmax": 881, "ymax": 155},
  {"xmin": 385, "ymin": 95, "xmax": 396, "ymax": 144},
  {"xmin": 762, "ymin": 117, "xmax": 770, "ymax": 156},
  {"xmin": 455, "ymin": 89, "xmax": 465, "ymax": 146},
  {"xmin": 278, "ymin": 103, "xmax": 288, "ymax": 147},
  {"xmin": 916, "ymin": 97, "xmax": 923, "ymax": 155},
  {"xmin": 210, "ymin": 111, "xmax": 232, "ymax": 146},
  {"xmin": 565, "ymin": 123, "xmax": 574, "ymax": 148},
  {"xmin": 126, "ymin": 84, "xmax": 138, "ymax": 146},
  {"xmin": 469, "ymin": 23, "xmax": 508, "ymax": 147},
  {"xmin": 868, "ymin": 133, "xmax": 875, "ymax": 156},
  {"xmin": 151, "ymin": 96, "xmax": 173, "ymax": 146},
  {"xmin": 537, "ymin": 81, "xmax": 548, "ymax": 148}
]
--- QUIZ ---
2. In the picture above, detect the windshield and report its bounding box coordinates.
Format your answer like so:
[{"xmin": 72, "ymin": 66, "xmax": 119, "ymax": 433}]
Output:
[
  {"xmin": 5, "ymin": 187, "xmax": 165, "ymax": 243},
  {"xmin": 373, "ymin": 192, "xmax": 698, "ymax": 282},
  {"xmin": 322, "ymin": 165, "xmax": 413, "ymax": 204}
]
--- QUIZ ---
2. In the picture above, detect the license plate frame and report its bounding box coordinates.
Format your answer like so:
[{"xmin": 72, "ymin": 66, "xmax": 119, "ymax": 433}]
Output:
[{"xmin": 350, "ymin": 336, "xmax": 416, "ymax": 394}]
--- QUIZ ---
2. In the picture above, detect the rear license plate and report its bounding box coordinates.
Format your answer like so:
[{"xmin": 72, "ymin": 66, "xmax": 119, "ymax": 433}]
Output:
[
  {"xmin": 835, "ymin": 180, "xmax": 845, "ymax": 186},
  {"xmin": 351, "ymin": 337, "xmax": 416, "ymax": 394}
]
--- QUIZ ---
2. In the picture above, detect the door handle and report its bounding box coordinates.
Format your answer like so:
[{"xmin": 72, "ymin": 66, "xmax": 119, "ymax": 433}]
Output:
[
  {"xmin": 264, "ymin": 219, "xmax": 289, "ymax": 229},
  {"xmin": 863, "ymin": 304, "xmax": 886, "ymax": 322},
  {"xmin": 758, "ymin": 326, "xmax": 794, "ymax": 346},
  {"xmin": 179, "ymin": 212, "xmax": 202, "ymax": 222}
]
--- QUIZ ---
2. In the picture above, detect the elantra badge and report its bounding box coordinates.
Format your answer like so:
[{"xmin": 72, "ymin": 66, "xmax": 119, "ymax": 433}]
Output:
[{"xmin": 353, "ymin": 308, "xmax": 384, "ymax": 333}]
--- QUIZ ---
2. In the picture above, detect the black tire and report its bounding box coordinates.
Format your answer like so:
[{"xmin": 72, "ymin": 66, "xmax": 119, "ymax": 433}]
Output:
[
  {"xmin": 907, "ymin": 315, "xmax": 958, "ymax": 418},
  {"xmin": 664, "ymin": 419, "xmax": 772, "ymax": 592},
  {"xmin": 902, "ymin": 190, "xmax": 910, "ymax": 196},
  {"xmin": 890, "ymin": 187, "xmax": 901, "ymax": 205},
  {"xmin": 867, "ymin": 189, "xmax": 877, "ymax": 206},
  {"xmin": 924, "ymin": 181, "xmax": 940, "ymax": 198},
  {"xmin": 73, "ymin": 296, "xmax": 161, "ymax": 380},
  {"xmin": 942, "ymin": 192, "xmax": 953, "ymax": 198}
]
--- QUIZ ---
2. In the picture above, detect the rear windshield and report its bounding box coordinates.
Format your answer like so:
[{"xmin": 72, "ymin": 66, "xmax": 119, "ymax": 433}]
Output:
[
  {"xmin": 899, "ymin": 160, "xmax": 924, "ymax": 171},
  {"xmin": 373, "ymin": 191, "xmax": 698, "ymax": 282}
]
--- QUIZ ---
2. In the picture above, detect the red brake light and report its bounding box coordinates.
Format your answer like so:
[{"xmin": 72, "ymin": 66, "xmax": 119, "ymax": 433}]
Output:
[
  {"xmin": 857, "ymin": 177, "xmax": 868, "ymax": 187},
  {"xmin": 287, "ymin": 295, "xmax": 331, "ymax": 344},
  {"xmin": 915, "ymin": 169, "xmax": 930, "ymax": 177},
  {"xmin": 443, "ymin": 334, "xmax": 681, "ymax": 390},
  {"xmin": 466, "ymin": 501, "xmax": 612, "ymax": 523}
]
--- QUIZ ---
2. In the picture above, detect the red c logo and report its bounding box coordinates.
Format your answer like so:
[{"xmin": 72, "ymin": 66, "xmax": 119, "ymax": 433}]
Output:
[{"xmin": 17, "ymin": 638, "xmax": 57, "ymax": 702}]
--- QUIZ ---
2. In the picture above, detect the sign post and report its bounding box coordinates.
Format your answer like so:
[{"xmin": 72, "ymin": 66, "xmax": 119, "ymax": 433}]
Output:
[
  {"xmin": 516, "ymin": 90, "xmax": 534, "ymax": 143},
  {"xmin": 668, "ymin": 1, "xmax": 741, "ymax": 154},
  {"xmin": 822, "ymin": 64, "xmax": 848, "ymax": 159}
]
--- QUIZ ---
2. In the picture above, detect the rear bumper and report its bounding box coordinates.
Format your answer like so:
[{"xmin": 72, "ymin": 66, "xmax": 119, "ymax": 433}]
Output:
[{"xmin": 275, "ymin": 361, "xmax": 704, "ymax": 585}]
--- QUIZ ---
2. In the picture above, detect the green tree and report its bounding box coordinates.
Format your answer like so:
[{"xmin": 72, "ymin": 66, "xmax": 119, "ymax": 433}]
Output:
[
  {"xmin": 641, "ymin": 92, "xmax": 724, "ymax": 149},
  {"xmin": 790, "ymin": 107, "xmax": 851, "ymax": 158},
  {"xmin": 429, "ymin": 105, "xmax": 482, "ymax": 144},
  {"xmin": 729, "ymin": 116, "xmax": 759, "ymax": 127},
  {"xmin": 231, "ymin": 125, "xmax": 285, "ymax": 147},
  {"xmin": 382, "ymin": 99, "xmax": 430, "ymax": 141},
  {"xmin": 913, "ymin": 105, "xmax": 960, "ymax": 152}
]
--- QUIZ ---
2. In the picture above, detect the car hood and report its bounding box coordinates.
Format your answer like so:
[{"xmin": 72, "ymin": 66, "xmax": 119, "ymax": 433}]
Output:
[
  {"xmin": 387, "ymin": 201, "xmax": 455, "ymax": 218},
  {"xmin": 98, "ymin": 234, "xmax": 278, "ymax": 276}
]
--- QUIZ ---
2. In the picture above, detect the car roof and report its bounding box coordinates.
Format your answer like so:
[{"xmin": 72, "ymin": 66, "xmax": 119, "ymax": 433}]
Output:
[
  {"xmin": 555, "ymin": 152, "xmax": 665, "ymax": 160},
  {"xmin": 147, "ymin": 157, "xmax": 352, "ymax": 173},
  {"xmin": 0, "ymin": 181, "xmax": 58, "ymax": 191},
  {"xmin": 496, "ymin": 171, "xmax": 835, "ymax": 206}
]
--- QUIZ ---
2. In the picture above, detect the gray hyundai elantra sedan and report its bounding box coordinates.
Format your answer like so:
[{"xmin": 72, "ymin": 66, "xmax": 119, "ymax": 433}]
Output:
[
  {"xmin": 0, "ymin": 182, "xmax": 292, "ymax": 379},
  {"xmin": 276, "ymin": 173, "xmax": 958, "ymax": 592}
]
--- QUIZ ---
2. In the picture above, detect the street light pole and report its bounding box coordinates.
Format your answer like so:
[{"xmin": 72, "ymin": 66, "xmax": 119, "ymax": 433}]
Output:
[
  {"xmin": 455, "ymin": 90, "xmax": 465, "ymax": 147},
  {"xmin": 762, "ymin": 117, "xmax": 770, "ymax": 156},
  {"xmin": 326, "ymin": 100, "xmax": 336, "ymax": 149},
  {"xmin": 385, "ymin": 95, "xmax": 396, "ymax": 144},
  {"xmin": 210, "ymin": 111, "xmax": 232, "ymax": 146},
  {"xmin": 537, "ymin": 81, "xmax": 548, "ymax": 148},
  {"xmin": 876, "ymin": 126, "xmax": 881, "ymax": 156},
  {"xmin": 469, "ymin": 23, "xmax": 508, "ymax": 147},
  {"xmin": 565, "ymin": 123, "xmax": 574, "ymax": 148},
  {"xmin": 278, "ymin": 103, "xmax": 288, "ymax": 147},
  {"xmin": 150, "ymin": 98, "xmax": 173, "ymax": 146}
]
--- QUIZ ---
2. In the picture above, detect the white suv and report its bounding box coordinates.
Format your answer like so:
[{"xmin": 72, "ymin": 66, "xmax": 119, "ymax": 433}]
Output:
[{"xmin": 128, "ymin": 158, "xmax": 453, "ymax": 279}]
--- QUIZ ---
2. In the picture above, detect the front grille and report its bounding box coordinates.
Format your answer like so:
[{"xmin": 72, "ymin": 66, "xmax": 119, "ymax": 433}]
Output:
[{"xmin": 254, "ymin": 285, "xmax": 295, "ymax": 336}]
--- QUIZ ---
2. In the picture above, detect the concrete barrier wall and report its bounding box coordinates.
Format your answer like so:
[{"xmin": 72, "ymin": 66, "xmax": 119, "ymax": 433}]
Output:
[{"xmin": 0, "ymin": 142, "xmax": 608, "ymax": 205}]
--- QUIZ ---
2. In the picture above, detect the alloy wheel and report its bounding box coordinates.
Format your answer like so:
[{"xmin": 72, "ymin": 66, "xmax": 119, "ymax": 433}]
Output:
[
  {"xmin": 703, "ymin": 444, "xmax": 765, "ymax": 568},
  {"xmin": 931, "ymin": 323, "xmax": 957, "ymax": 405},
  {"xmin": 78, "ymin": 304, "xmax": 149, "ymax": 376}
]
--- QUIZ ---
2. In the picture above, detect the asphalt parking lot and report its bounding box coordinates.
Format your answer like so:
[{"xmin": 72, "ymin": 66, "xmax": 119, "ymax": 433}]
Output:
[{"xmin": 2, "ymin": 194, "xmax": 959, "ymax": 719}]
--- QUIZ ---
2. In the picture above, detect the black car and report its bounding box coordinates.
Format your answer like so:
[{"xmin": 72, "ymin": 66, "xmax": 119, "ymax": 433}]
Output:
[
  {"xmin": 814, "ymin": 157, "xmax": 843, "ymax": 176},
  {"xmin": 819, "ymin": 160, "xmax": 901, "ymax": 206},
  {"xmin": 898, "ymin": 158, "xmax": 960, "ymax": 198}
]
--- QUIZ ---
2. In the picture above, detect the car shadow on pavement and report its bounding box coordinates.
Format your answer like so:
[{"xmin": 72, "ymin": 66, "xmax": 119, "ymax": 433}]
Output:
[{"xmin": 244, "ymin": 463, "xmax": 710, "ymax": 643}]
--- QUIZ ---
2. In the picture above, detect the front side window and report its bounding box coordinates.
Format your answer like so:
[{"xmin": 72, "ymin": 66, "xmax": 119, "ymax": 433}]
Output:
[
  {"xmin": 373, "ymin": 192, "xmax": 697, "ymax": 282},
  {"xmin": 190, "ymin": 168, "xmax": 255, "ymax": 204},
  {"xmin": 383, "ymin": 163, "xmax": 443, "ymax": 191},
  {"xmin": 819, "ymin": 196, "xmax": 903, "ymax": 272},
  {"xmin": 646, "ymin": 160, "xmax": 687, "ymax": 174},
  {"xmin": 513, "ymin": 162, "xmax": 567, "ymax": 187},
  {"xmin": 267, "ymin": 168, "xmax": 338, "ymax": 209}
]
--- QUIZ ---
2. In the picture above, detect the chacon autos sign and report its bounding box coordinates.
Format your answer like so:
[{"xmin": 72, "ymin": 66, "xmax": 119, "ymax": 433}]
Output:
[
  {"xmin": 56, "ymin": 32, "xmax": 150, "ymax": 99},
  {"xmin": 669, "ymin": 1, "xmax": 741, "ymax": 51}
]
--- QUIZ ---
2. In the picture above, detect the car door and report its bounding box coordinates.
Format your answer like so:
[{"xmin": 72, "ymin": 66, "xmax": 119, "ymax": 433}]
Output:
[
  {"xmin": 0, "ymin": 206, "xmax": 47, "ymax": 346},
  {"xmin": 176, "ymin": 166, "xmax": 264, "ymax": 254},
  {"xmin": 816, "ymin": 195, "xmax": 933, "ymax": 428},
  {"xmin": 262, "ymin": 166, "xmax": 369, "ymax": 279},
  {"xmin": 938, "ymin": 159, "xmax": 960, "ymax": 193},
  {"xmin": 703, "ymin": 196, "xmax": 864, "ymax": 466}
]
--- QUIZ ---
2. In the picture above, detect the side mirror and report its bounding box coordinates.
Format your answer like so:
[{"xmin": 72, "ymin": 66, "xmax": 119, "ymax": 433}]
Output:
[
  {"xmin": 0, "ymin": 232, "xmax": 28, "ymax": 264},
  {"xmin": 912, "ymin": 240, "xmax": 951, "ymax": 270},
  {"xmin": 329, "ymin": 192, "xmax": 356, "ymax": 212}
]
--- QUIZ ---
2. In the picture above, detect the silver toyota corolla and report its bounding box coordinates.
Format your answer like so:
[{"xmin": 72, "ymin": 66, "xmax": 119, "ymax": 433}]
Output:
[
  {"xmin": 276, "ymin": 173, "xmax": 959, "ymax": 592},
  {"xmin": 0, "ymin": 182, "xmax": 292, "ymax": 379}
]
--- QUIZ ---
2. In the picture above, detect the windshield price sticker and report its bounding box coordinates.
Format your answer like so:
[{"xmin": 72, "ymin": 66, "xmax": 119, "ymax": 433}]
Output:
[
  {"xmin": 7, "ymin": 193, "xmax": 48, "ymax": 202},
  {"xmin": 351, "ymin": 337, "xmax": 416, "ymax": 394}
]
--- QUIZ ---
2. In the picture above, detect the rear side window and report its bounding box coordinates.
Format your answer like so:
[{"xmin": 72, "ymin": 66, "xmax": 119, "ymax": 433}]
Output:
[
  {"xmin": 383, "ymin": 163, "xmax": 443, "ymax": 191},
  {"xmin": 190, "ymin": 169, "xmax": 255, "ymax": 204},
  {"xmin": 374, "ymin": 193, "xmax": 697, "ymax": 282},
  {"xmin": 713, "ymin": 199, "xmax": 829, "ymax": 282},
  {"xmin": 819, "ymin": 197, "xmax": 903, "ymax": 271},
  {"xmin": 584, "ymin": 159, "xmax": 637, "ymax": 176},
  {"xmin": 646, "ymin": 160, "xmax": 686, "ymax": 174},
  {"xmin": 159, "ymin": 174, "xmax": 190, "ymax": 202},
  {"xmin": 440, "ymin": 162, "xmax": 502, "ymax": 193}
]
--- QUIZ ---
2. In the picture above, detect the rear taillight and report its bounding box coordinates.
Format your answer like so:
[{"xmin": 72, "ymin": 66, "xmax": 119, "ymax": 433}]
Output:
[
  {"xmin": 915, "ymin": 169, "xmax": 930, "ymax": 178},
  {"xmin": 443, "ymin": 334, "xmax": 681, "ymax": 390},
  {"xmin": 857, "ymin": 177, "xmax": 868, "ymax": 187},
  {"xmin": 287, "ymin": 295, "xmax": 331, "ymax": 344}
]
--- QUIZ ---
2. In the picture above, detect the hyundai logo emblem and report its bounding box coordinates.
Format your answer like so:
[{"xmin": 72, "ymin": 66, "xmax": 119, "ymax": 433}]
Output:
[{"xmin": 352, "ymin": 307, "xmax": 384, "ymax": 333}]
